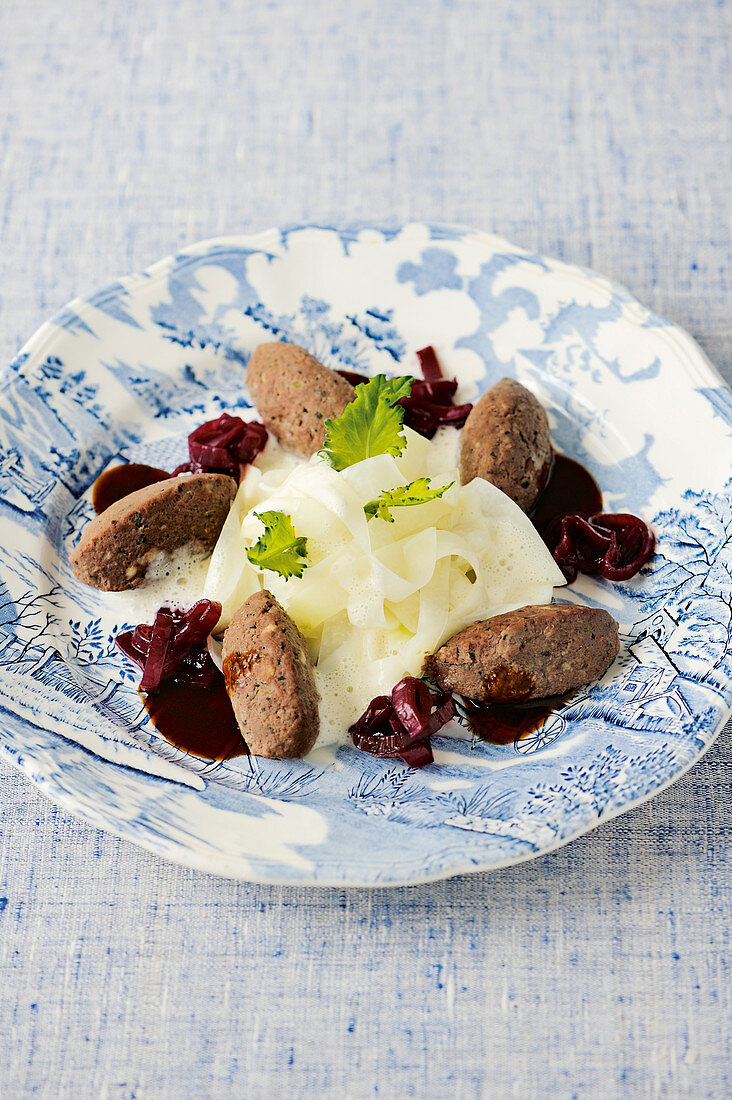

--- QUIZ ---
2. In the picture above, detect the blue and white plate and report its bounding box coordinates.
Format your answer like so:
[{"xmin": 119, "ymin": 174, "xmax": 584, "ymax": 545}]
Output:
[{"xmin": 2, "ymin": 224, "xmax": 731, "ymax": 885}]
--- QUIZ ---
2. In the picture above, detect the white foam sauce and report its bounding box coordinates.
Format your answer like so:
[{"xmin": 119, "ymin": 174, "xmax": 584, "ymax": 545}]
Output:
[
  {"xmin": 104, "ymin": 430, "xmax": 564, "ymax": 751},
  {"xmin": 202, "ymin": 430, "xmax": 564, "ymax": 746},
  {"xmin": 104, "ymin": 549, "xmax": 212, "ymax": 627}
]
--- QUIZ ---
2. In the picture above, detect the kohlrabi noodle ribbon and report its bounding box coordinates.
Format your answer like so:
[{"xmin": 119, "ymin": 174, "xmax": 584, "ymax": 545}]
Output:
[{"xmin": 204, "ymin": 427, "xmax": 565, "ymax": 744}]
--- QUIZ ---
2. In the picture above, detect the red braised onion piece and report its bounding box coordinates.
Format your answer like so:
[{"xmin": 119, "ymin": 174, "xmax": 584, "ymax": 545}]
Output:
[
  {"xmin": 173, "ymin": 648, "xmax": 220, "ymax": 689},
  {"xmin": 399, "ymin": 741, "xmax": 434, "ymax": 768},
  {"xmin": 191, "ymin": 411, "xmax": 244, "ymax": 449},
  {"xmin": 548, "ymin": 512, "xmax": 655, "ymax": 583},
  {"xmin": 399, "ymin": 347, "xmax": 472, "ymax": 438},
  {"xmin": 400, "ymin": 406, "xmax": 438, "ymax": 438},
  {"xmin": 139, "ymin": 607, "xmax": 175, "ymax": 692},
  {"xmin": 592, "ymin": 513, "xmax": 655, "ymax": 580},
  {"xmin": 188, "ymin": 442, "xmax": 238, "ymax": 474},
  {"xmin": 391, "ymin": 675, "xmax": 434, "ymax": 735},
  {"xmin": 114, "ymin": 629, "xmax": 148, "ymax": 672},
  {"xmin": 350, "ymin": 728, "xmax": 412, "ymax": 758},
  {"xmin": 174, "ymin": 412, "xmax": 268, "ymax": 480},
  {"xmin": 349, "ymin": 676, "xmax": 456, "ymax": 767},
  {"xmin": 416, "ymin": 345, "xmax": 444, "ymax": 382},
  {"xmin": 233, "ymin": 421, "xmax": 268, "ymax": 464},
  {"xmin": 425, "ymin": 691, "xmax": 457, "ymax": 736},
  {"xmin": 410, "ymin": 378, "xmax": 458, "ymax": 401},
  {"xmin": 338, "ymin": 349, "xmax": 472, "ymax": 441},
  {"xmin": 350, "ymin": 695, "xmax": 393, "ymax": 736},
  {"xmin": 431, "ymin": 402, "xmax": 473, "ymax": 423},
  {"xmin": 166, "ymin": 599, "xmax": 221, "ymax": 659},
  {"xmin": 116, "ymin": 599, "xmax": 223, "ymax": 692},
  {"xmin": 399, "ymin": 397, "xmax": 472, "ymax": 438}
]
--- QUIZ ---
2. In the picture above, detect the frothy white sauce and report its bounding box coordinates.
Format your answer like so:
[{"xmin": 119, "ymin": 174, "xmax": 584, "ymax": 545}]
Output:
[
  {"xmin": 104, "ymin": 549, "xmax": 212, "ymax": 626},
  {"xmin": 203, "ymin": 429, "xmax": 565, "ymax": 746}
]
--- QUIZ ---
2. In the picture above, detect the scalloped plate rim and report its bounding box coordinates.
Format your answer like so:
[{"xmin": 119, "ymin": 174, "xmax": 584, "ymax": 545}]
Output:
[
  {"xmin": 1, "ymin": 221, "xmax": 731, "ymax": 885},
  {"xmin": 1, "ymin": 713, "xmax": 730, "ymax": 887}
]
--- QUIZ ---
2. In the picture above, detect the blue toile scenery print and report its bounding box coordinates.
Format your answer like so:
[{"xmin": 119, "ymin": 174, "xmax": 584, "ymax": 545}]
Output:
[{"xmin": 0, "ymin": 223, "xmax": 731, "ymax": 885}]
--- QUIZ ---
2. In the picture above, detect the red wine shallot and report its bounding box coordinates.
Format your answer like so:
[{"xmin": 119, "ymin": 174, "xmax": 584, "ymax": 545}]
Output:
[
  {"xmin": 546, "ymin": 512, "xmax": 655, "ymax": 583},
  {"xmin": 173, "ymin": 412, "xmax": 267, "ymax": 480},
  {"xmin": 396, "ymin": 346, "xmax": 473, "ymax": 438},
  {"xmin": 116, "ymin": 599, "xmax": 222, "ymax": 692},
  {"xmin": 337, "ymin": 345, "xmax": 472, "ymax": 441},
  {"xmin": 349, "ymin": 676, "xmax": 456, "ymax": 768}
]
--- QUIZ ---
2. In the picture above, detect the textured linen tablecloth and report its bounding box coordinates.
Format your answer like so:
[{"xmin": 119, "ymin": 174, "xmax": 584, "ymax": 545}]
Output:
[{"xmin": 0, "ymin": 2, "xmax": 730, "ymax": 1097}]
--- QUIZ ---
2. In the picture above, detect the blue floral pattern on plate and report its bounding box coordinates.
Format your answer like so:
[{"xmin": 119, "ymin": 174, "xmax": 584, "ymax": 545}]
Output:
[{"xmin": 1, "ymin": 223, "xmax": 731, "ymax": 885}]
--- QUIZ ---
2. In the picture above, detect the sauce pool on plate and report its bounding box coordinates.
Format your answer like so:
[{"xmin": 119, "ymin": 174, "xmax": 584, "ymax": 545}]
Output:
[
  {"xmin": 92, "ymin": 463, "xmax": 170, "ymax": 515},
  {"xmin": 460, "ymin": 696, "xmax": 565, "ymax": 746},
  {"xmin": 142, "ymin": 676, "xmax": 247, "ymax": 762},
  {"xmin": 529, "ymin": 453, "xmax": 602, "ymax": 536}
]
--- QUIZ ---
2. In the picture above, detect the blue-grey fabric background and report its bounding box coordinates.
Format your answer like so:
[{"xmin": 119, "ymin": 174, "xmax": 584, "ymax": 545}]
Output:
[{"xmin": 1, "ymin": 2, "xmax": 730, "ymax": 1097}]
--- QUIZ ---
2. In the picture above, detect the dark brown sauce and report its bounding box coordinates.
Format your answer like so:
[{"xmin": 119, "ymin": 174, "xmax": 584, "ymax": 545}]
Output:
[
  {"xmin": 93, "ymin": 463, "xmax": 170, "ymax": 514},
  {"xmin": 461, "ymin": 696, "xmax": 566, "ymax": 746},
  {"xmin": 530, "ymin": 452, "xmax": 603, "ymax": 537},
  {"xmin": 143, "ymin": 676, "xmax": 248, "ymax": 762}
]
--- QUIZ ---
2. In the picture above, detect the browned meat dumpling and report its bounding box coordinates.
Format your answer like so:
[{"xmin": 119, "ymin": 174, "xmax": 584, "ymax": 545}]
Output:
[
  {"xmin": 246, "ymin": 342, "xmax": 355, "ymax": 457},
  {"xmin": 424, "ymin": 604, "xmax": 619, "ymax": 702},
  {"xmin": 70, "ymin": 473, "xmax": 236, "ymax": 591},
  {"xmin": 460, "ymin": 377, "xmax": 552, "ymax": 512},
  {"xmin": 222, "ymin": 590, "xmax": 320, "ymax": 759}
]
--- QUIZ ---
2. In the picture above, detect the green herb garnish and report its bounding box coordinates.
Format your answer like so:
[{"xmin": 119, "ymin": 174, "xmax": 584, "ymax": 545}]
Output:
[
  {"xmin": 321, "ymin": 374, "xmax": 414, "ymax": 471},
  {"xmin": 364, "ymin": 478, "xmax": 454, "ymax": 523},
  {"xmin": 245, "ymin": 511, "xmax": 309, "ymax": 579}
]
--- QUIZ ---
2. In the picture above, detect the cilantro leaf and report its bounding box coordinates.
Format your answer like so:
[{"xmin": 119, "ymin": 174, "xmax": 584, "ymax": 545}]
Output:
[
  {"xmin": 364, "ymin": 478, "xmax": 454, "ymax": 522},
  {"xmin": 245, "ymin": 511, "xmax": 309, "ymax": 579},
  {"xmin": 322, "ymin": 374, "xmax": 414, "ymax": 471}
]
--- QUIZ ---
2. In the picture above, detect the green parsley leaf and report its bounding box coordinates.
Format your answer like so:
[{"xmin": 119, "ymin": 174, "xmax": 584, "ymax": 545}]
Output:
[
  {"xmin": 322, "ymin": 374, "xmax": 414, "ymax": 471},
  {"xmin": 363, "ymin": 478, "xmax": 454, "ymax": 523},
  {"xmin": 245, "ymin": 511, "xmax": 309, "ymax": 579}
]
